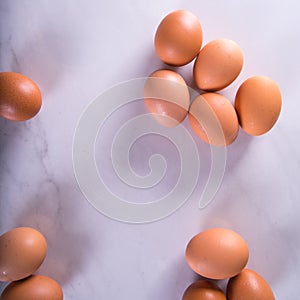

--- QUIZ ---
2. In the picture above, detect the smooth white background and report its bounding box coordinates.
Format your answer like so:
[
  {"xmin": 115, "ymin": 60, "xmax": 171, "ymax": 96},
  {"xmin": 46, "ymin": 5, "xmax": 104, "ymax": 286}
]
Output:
[{"xmin": 0, "ymin": 0, "xmax": 299, "ymax": 299}]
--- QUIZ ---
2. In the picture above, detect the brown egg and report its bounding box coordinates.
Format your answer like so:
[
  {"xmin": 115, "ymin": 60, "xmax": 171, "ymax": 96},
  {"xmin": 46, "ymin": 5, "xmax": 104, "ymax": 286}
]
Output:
[
  {"xmin": 185, "ymin": 228, "xmax": 249, "ymax": 280},
  {"xmin": 188, "ymin": 93, "xmax": 239, "ymax": 146},
  {"xmin": 235, "ymin": 76, "xmax": 282, "ymax": 136},
  {"xmin": 0, "ymin": 227, "xmax": 47, "ymax": 281},
  {"xmin": 182, "ymin": 280, "xmax": 226, "ymax": 300},
  {"xmin": 144, "ymin": 69, "xmax": 190, "ymax": 127},
  {"xmin": 155, "ymin": 10, "xmax": 203, "ymax": 66},
  {"xmin": 227, "ymin": 269, "xmax": 275, "ymax": 300},
  {"xmin": 0, "ymin": 275, "xmax": 63, "ymax": 300},
  {"xmin": 194, "ymin": 39, "xmax": 243, "ymax": 91},
  {"xmin": 0, "ymin": 72, "xmax": 42, "ymax": 121}
]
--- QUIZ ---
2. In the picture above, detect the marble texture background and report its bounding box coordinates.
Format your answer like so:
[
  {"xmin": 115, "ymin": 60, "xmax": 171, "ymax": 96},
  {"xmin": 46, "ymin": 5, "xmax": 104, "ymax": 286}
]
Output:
[{"xmin": 0, "ymin": 0, "xmax": 299, "ymax": 299}]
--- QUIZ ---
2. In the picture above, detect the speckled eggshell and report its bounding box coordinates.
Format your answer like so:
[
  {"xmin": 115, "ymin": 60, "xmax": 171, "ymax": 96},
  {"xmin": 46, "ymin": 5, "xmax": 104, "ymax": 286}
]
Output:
[
  {"xmin": 227, "ymin": 269, "xmax": 275, "ymax": 300},
  {"xmin": 188, "ymin": 93, "xmax": 239, "ymax": 146},
  {"xmin": 235, "ymin": 76, "xmax": 282, "ymax": 136},
  {"xmin": 0, "ymin": 72, "xmax": 42, "ymax": 121},
  {"xmin": 193, "ymin": 39, "xmax": 243, "ymax": 91},
  {"xmin": 0, "ymin": 275, "xmax": 63, "ymax": 300},
  {"xmin": 182, "ymin": 280, "xmax": 226, "ymax": 300},
  {"xmin": 0, "ymin": 227, "xmax": 47, "ymax": 282},
  {"xmin": 144, "ymin": 69, "xmax": 190, "ymax": 127},
  {"xmin": 185, "ymin": 228, "xmax": 249, "ymax": 280},
  {"xmin": 155, "ymin": 10, "xmax": 203, "ymax": 66}
]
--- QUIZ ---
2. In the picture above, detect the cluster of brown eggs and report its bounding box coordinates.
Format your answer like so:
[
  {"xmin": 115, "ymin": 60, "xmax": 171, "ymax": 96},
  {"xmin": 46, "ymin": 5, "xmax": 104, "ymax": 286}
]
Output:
[
  {"xmin": 183, "ymin": 228, "xmax": 275, "ymax": 300},
  {"xmin": 144, "ymin": 10, "xmax": 282, "ymax": 146},
  {"xmin": 147, "ymin": 10, "xmax": 279, "ymax": 299},
  {"xmin": 0, "ymin": 72, "xmax": 62, "ymax": 299},
  {"xmin": 0, "ymin": 9, "xmax": 282, "ymax": 300},
  {"xmin": 0, "ymin": 227, "xmax": 63, "ymax": 299}
]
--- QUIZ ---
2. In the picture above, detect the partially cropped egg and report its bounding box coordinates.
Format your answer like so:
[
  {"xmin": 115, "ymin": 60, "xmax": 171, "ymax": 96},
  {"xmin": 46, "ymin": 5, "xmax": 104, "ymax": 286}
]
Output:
[
  {"xmin": 0, "ymin": 275, "xmax": 63, "ymax": 300},
  {"xmin": 227, "ymin": 269, "xmax": 275, "ymax": 300},
  {"xmin": 188, "ymin": 93, "xmax": 239, "ymax": 146},
  {"xmin": 193, "ymin": 39, "xmax": 243, "ymax": 91},
  {"xmin": 0, "ymin": 227, "xmax": 47, "ymax": 281},
  {"xmin": 235, "ymin": 76, "xmax": 282, "ymax": 136},
  {"xmin": 0, "ymin": 72, "xmax": 42, "ymax": 121},
  {"xmin": 155, "ymin": 10, "xmax": 203, "ymax": 66},
  {"xmin": 144, "ymin": 69, "xmax": 190, "ymax": 127},
  {"xmin": 182, "ymin": 280, "xmax": 226, "ymax": 300},
  {"xmin": 185, "ymin": 228, "xmax": 249, "ymax": 280}
]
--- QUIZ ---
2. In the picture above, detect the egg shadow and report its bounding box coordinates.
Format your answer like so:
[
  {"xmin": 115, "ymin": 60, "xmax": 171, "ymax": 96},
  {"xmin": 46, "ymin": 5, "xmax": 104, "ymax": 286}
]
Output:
[
  {"xmin": 0, "ymin": 118, "xmax": 33, "ymax": 223},
  {"xmin": 201, "ymin": 191, "xmax": 288, "ymax": 288},
  {"xmin": 147, "ymin": 255, "xmax": 198, "ymax": 300},
  {"xmin": 131, "ymin": 43, "xmax": 166, "ymax": 78},
  {"xmin": 147, "ymin": 253, "xmax": 229, "ymax": 300},
  {"xmin": 0, "ymin": 118, "xmax": 21, "ymax": 157},
  {"xmin": 146, "ymin": 255, "xmax": 198, "ymax": 300},
  {"xmin": 225, "ymin": 129, "xmax": 254, "ymax": 173},
  {"xmin": 0, "ymin": 282, "xmax": 8, "ymax": 295},
  {"xmin": 0, "ymin": 117, "xmax": 40, "ymax": 154},
  {"xmin": 12, "ymin": 178, "xmax": 93, "ymax": 286}
]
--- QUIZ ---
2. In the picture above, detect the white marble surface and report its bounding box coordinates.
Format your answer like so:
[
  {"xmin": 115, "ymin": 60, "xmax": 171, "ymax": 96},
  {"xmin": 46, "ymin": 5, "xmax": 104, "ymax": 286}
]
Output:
[{"xmin": 1, "ymin": 0, "xmax": 300, "ymax": 299}]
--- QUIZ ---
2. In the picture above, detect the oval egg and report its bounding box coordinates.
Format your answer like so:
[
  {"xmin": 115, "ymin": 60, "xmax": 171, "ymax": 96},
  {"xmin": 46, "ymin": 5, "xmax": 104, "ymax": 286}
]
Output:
[
  {"xmin": 188, "ymin": 93, "xmax": 239, "ymax": 146},
  {"xmin": 155, "ymin": 10, "xmax": 203, "ymax": 66},
  {"xmin": 227, "ymin": 269, "xmax": 275, "ymax": 300},
  {"xmin": 144, "ymin": 69, "xmax": 190, "ymax": 127},
  {"xmin": 182, "ymin": 280, "xmax": 226, "ymax": 300},
  {"xmin": 235, "ymin": 76, "xmax": 282, "ymax": 136},
  {"xmin": 0, "ymin": 72, "xmax": 42, "ymax": 121},
  {"xmin": 0, "ymin": 227, "xmax": 47, "ymax": 281},
  {"xmin": 185, "ymin": 228, "xmax": 249, "ymax": 280},
  {"xmin": 0, "ymin": 275, "xmax": 63, "ymax": 300},
  {"xmin": 193, "ymin": 38, "xmax": 243, "ymax": 91}
]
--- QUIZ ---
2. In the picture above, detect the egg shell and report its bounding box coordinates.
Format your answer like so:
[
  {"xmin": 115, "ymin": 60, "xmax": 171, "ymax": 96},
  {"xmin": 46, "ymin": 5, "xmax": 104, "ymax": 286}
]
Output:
[
  {"xmin": 185, "ymin": 228, "xmax": 249, "ymax": 280},
  {"xmin": 182, "ymin": 280, "xmax": 226, "ymax": 300},
  {"xmin": 144, "ymin": 69, "xmax": 190, "ymax": 127},
  {"xmin": 234, "ymin": 76, "xmax": 282, "ymax": 136},
  {"xmin": 0, "ymin": 227, "xmax": 47, "ymax": 281},
  {"xmin": 155, "ymin": 10, "xmax": 203, "ymax": 66},
  {"xmin": 227, "ymin": 269, "xmax": 275, "ymax": 300},
  {"xmin": 188, "ymin": 93, "xmax": 239, "ymax": 146},
  {"xmin": 0, "ymin": 72, "xmax": 42, "ymax": 121},
  {"xmin": 0, "ymin": 275, "xmax": 63, "ymax": 300},
  {"xmin": 193, "ymin": 39, "xmax": 243, "ymax": 91}
]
